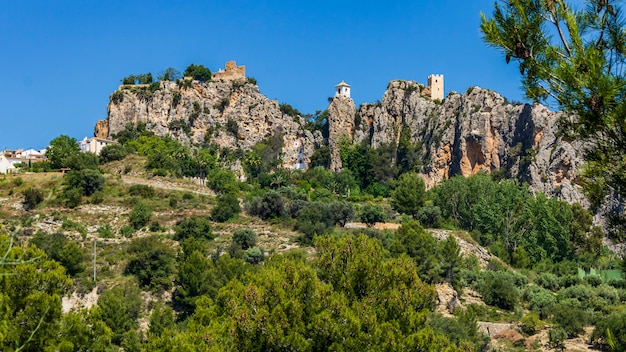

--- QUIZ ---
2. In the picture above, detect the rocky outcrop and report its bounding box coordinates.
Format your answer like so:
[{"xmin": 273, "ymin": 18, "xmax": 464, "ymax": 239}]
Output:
[
  {"xmin": 98, "ymin": 76, "xmax": 585, "ymax": 204},
  {"xmin": 96, "ymin": 80, "xmax": 323, "ymax": 171},
  {"xmin": 351, "ymin": 82, "xmax": 585, "ymax": 204},
  {"xmin": 328, "ymin": 96, "xmax": 356, "ymax": 171}
]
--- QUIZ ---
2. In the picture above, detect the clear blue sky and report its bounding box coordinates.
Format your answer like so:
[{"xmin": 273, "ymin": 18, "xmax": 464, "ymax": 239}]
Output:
[{"xmin": 0, "ymin": 0, "xmax": 527, "ymax": 150}]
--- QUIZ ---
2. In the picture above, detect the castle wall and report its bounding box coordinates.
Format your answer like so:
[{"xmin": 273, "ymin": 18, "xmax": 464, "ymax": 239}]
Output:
[{"xmin": 213, "ymin": 61, "xmax": 246, "ymax": 81}]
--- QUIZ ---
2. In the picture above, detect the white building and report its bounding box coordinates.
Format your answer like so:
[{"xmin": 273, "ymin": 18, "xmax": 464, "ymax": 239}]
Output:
[
  {"xmin": 0, "ymin": 154, "xmax": 17, "ymax": 174},
  {"xmin": 78, "ymin": 137, "xmax": 115, "ymax": 155},
  {"xmin": 335, "ymin": 80, "xmax": 351, "ymax": 98}
]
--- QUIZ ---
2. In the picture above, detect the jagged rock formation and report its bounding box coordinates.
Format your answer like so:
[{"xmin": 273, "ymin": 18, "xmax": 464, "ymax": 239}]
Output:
[
  {"xmin": 334, "ymin": 80, "xmax": 585, "ymax": 203},
  {"xmin": 96, "ymin": 80, "xmax": 323, "ymax": 171},
  {"xmin": 328, "ymin": 95, "xmax": 356, "ymax": 171},
  {"xmin": 98, "ymin": 75, "xmax": 585, "ymax": 204}
]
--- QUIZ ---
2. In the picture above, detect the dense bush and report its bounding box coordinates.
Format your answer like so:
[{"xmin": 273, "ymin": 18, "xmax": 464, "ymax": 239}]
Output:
[
  {"xmin": 65, "ymin": 169, "xmax": 105, "ymax": 196},
  {"xmin": 128, "ymin": 184, "xmax": 155, "ymax": 198},
  {"xmin": 97, "ymin": 284, "xmax": 142, "ymax": 345},
  {"xmin": 174, "ymin": 216, "xmax": 214, "ymax": 241},
  {"xmin": 359, "ymin": 204, "xmax": 386, "ymax": 226},
  {"xmin": 246, "ymin": 190, "xmax": 285, "ymax": 220},
  {"xmin": 211, "ymin": 192, "xmax": 241, "ymax": 222},
  {"xmin": 476, "ymin": 270, "xmax": 520, "ymax": 310},
  {"xmin": 31, "ymin": 232, "xmax": 85, "ymax": 276},
  {"xmin": 183, "ymin": 64, "xmax": 211, "ymax": 82},
  {"xmin": 129, "ymin": 202, "xmax": 152, "ymax": 230},
  {"xmin": 23, "ymin": 187, "xmax": 44, "ymax": 210},
  {"xmin": 243, "ymin": 247, "xmax": 265, "ymax": 264},
  {"xmin": 231, "ymin": 228, "xmax": 257, "ymax": 251},
  {"xmin": 125, "ymin": 236, "xmax": 176, "ymax": 292},
  {"xmin": 99, "ymin": 143, "xmax": 128, "ymax": 163}
]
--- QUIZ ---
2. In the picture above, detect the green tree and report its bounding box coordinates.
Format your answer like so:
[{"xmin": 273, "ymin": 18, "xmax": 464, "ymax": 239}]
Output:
[
  {"xmin": 47, "ymin": 135, "xmax": 81, "ymax": 169},
  {"xmin": 129, "ymin": 201, "xmax": 152, "ymax": 230},
  {"xmin": 390, "ymin": 171, "xmax": 426, "ymax": 218},
  {"xmin": 99, "ymin": 143, "xmax": 127, "ymax": 163},
  {"xmin": 95, "ymin": 284, "xmax": 142, "ymax": 345},
  {"xmin": 211, "ymin": 192, "xmax": 241, "ymax": 222},
  {"xmin": 481, "ymin": 0, "xmax": 626, "ymax": 232},
  {"xmin": 125, "ymin": 236, "xmax": 176, "ymax": 292},
  {"xmin": 360, "ymin": 204, "xmax": 386, "ymax": 227},
  {"xmin": 148, "ymin": 302, "xmax": 176, "ymax": 338},
  {"xmin": 0, "ymin": 233, "xmax": 72, "ymax": 351},
  {"xmin": 184, "ymin": 64, "xmax": 211, "ymax": 82},
  {"xmin": 158, "ymin": 67, "xmax": 181, "ymax": 82},
  {"xmin": 231, "ymin": 228, "xmax": 257, "ymax": 251},
  {"xmin": 65, "ymin": 169, "xmax": 105, "ymax": 196},
  {"xmin": 174, "ymin": 216, "xmax": 214, "ymax": 241},
  {"xmin": 243, "ymin": 247, "xmax": 265, "ymax": 264}
]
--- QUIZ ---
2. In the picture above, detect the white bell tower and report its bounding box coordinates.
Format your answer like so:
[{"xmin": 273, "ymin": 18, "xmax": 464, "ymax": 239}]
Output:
[{"xmin": 335, "ymin": 80, "xmax": 351, "ymax": 98}]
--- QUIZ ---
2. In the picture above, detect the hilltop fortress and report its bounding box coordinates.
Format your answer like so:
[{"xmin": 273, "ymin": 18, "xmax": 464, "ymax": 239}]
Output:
[{"xmin": 212, "ymin": 61, "xmax": 246, "ymax": 81}]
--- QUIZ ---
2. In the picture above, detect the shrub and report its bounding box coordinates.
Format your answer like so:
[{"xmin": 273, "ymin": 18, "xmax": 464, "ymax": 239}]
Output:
[
  {"xmin": 243, "ymin": 247, "xmax": 264, "ymax": 264},
  {"xmin": 477, "ymin": 270, "xmax": 520, "ymax": 310},
  {"xmin": 22, "ymin": 188, "xmax": 44, "ymax": 210},
  {"xmin": 417, "ymin": 204, "xmax": 442, "ymax": 228},
  {"xmin": 65, "ymin": 169, "xmax": 105, "ymax": 196},
  {"xmin": 551, "ymin": 298, "xmax": 588, "ymax": 337},
  {"xmin": 128, "ymin": 184, "xmax": 155, "ymax": 198},
  {"xmin": 63, "ymin": 187, "xmax": 82, "ymax": 208},
  {"xmin": 211, "ymin": 193, "xmax": 241, "ymax": 222},
  {"xmin": 125, "ymin": 236, "xmax": 176, "ymax": 292},
  {"xmin": 129, "ymin": 202, "xmax": 152, "ymax": 230},
  {"xmin": 592, "ymin": 311, "xmax": 626, "ymax": 351},
  {"xmin": 536, "ymin": 272, "xmax": 560, "ymax": 291},
  {"xmin": 232, "ymin": 228, "xmax": 257, "ymax": 250},
  {"xmin": 584, "ymin": 274, "xmax": 604, "ymax": 287},
  {"xmin": 99, "ymin": 143, "xmax": 127, "ymax": 163},
  {"xmin": 524, "ymin": 285, "xmax": 556, "ymax": 319},
  {"xmin": 360, "ymin": 204, "xmax": 386, "ymax": 227},
  {"xmin": 548, "ymin": 327, "xmax": 567, "ymax": 351},
  {"xmin": 246, "ymin": 190, "xmax": 285, "ymax": 220},
  {"xmin": 519, "ymin": 312, "xmax": 542, "ymax": 335},
  {"xmin": 174, "ymin": 216, "xmax": 214, "ymax": 241},
  {"xmin": 226, "ymin": 118, "xmax": 239, "ymax": 136},
  {"xmin": 120, "ymin": 225, "xmax": 134, "ymax": 238},
  {"xmin": 98, "ymin": 225, "xmax": 114, "ymax": 238},
  {"xmin": 184, "ymin": 64, "xmax": 211, "ymax": 82},
  {"xmin": 149, "ymin": 221, "xmax": 163, "ymax": 232}
]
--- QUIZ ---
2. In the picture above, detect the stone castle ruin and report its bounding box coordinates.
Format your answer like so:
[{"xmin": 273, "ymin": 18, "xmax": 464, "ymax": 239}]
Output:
[{"xmin": 212, "ymin": 61, "xmax": 246, "ymax": 81}]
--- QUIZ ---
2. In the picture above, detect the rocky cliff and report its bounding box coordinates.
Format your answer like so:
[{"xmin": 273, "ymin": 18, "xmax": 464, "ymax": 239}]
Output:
[
  {"xmin": 97, "ymin": 77, "xmax": 585, "ymax": 203},
  {"xmin": 331, "ymin": 80, "xmax": 585, "ymax": 204},
  {"xmin": 328, "ymin": 95, "xmax": 356, "ymax": 171},
  {"xmin": 96, "ymin": 80, "xmax": 323, "ymax": 170}
]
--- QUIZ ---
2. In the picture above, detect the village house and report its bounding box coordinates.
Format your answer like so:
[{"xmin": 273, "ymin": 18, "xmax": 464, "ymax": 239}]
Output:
[
  {"xmin": 0, "ymin": 154, "xmax": 16, "ymax": 174},
  {"xmin": 78, "ymin": 137, "xmax": 115, "ymax": 155}
]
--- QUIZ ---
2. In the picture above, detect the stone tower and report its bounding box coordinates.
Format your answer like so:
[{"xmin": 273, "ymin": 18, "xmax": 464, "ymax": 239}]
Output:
[
  {"xmin": 335, "ymin": 80, "xmax": 351, "ymax": 98},
  {"xmin": 427, "ymin": 74, "xmax": 444, "ymax": 101}
]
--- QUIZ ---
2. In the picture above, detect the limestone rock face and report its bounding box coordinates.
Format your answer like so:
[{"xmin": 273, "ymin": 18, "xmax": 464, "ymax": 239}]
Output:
[
  {"xmin": 328, "ymin": 95, "xmax": 356, "ymax": 171},
  {"xmin": 352, "ymin": 82, "xmax": 585, "ymax": 204},
  {"xmin": 94, "ymin": 120, "xmax": 109, "ymax": 139},
  {"xmin": 97, "ymin": 80, "xmax": 323, "ymax": 170}
]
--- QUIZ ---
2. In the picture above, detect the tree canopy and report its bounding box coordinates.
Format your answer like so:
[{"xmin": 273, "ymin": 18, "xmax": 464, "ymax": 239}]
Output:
[{"xmin": 481, "ymin": 0, "xmax": 626, "ymax": 232}]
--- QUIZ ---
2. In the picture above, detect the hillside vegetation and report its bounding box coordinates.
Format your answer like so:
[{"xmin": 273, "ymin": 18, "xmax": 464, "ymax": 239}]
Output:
[{"xmin": 1, "ymin": 124, "xmax": 625, "ymax": 351}]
